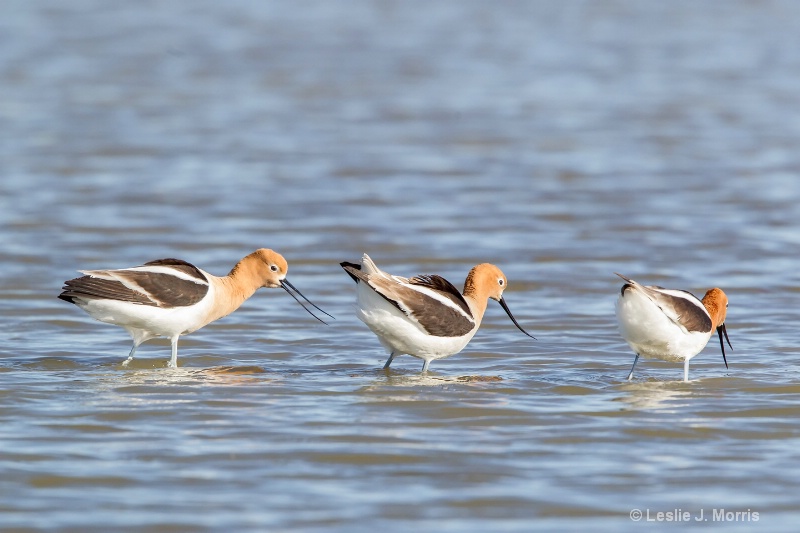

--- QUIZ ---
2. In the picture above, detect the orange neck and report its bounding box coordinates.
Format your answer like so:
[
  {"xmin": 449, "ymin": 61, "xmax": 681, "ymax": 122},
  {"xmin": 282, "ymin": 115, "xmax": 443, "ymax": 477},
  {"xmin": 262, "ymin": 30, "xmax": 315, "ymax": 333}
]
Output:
[
  {"xmin": 701, "ymin": 288, "xmax": 726, "ymax": 328},
  {"xmin": 204, "ymin": 258, "xmax": 265, "ymax": 324},
  {"xmin": 462, "ymin": 267, "xmax": 490, "ymax": 323}
]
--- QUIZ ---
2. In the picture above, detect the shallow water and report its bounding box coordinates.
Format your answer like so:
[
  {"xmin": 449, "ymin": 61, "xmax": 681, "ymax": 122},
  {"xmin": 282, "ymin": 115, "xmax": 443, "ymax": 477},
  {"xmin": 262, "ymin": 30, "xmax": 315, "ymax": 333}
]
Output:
[{"xmin": 2, "ymin": 1, "xmax": 800, "ymax": 531}]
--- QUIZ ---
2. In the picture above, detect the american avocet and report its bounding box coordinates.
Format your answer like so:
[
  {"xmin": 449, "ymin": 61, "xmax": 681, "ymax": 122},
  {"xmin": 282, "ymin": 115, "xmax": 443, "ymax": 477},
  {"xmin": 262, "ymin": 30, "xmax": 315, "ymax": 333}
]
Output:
[
  {"xmin": 614, "ymin": 273, "xmax": 732, "ymax": 382},
  {"xmin": 59, "ymin": 249, "xmax": 332, "ymax": 368},
  {"xmin": 340, "ymin": 254, "xmax": 534, "ymax": 372}
]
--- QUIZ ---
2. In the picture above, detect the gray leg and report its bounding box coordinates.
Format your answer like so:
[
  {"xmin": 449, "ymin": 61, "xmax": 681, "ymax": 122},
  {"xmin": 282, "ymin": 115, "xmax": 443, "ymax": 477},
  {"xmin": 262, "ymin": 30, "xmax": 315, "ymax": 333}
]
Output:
[
  {"xmin": 383, "ymin": 352, "xmax": 396, "ymax": 370},
  {"xmin": 168, "ymin": 336, "xmax": 179, "ymax": 368},
  {"xmin": 421, "ymin": 359, "xmax": 430, "ymax": 373},
  {"xmin": 683, "ymin": 360, "xmax": 690, "ymax": 382},
  {"xmin": 122, "ymin": 343, "xmax": 138, "ymax": 367},
  {"xmin": 626, "ymin": 353, "xmax": 640, "ymax": 381}
]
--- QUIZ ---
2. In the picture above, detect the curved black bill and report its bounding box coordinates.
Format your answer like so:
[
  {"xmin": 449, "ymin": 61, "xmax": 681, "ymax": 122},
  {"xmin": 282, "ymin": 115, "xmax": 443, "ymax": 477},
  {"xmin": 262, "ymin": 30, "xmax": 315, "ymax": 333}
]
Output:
[
  {"xmin": 717, "ymin": 323, "xmax": 732, "ymax": 369},
  {"xmin": 497, "ymin": 296, "xmax": 536, "ymax": 339},
  {"xmin": 280, "ymin": 279, "xmax": 334, "ymax": 325}
]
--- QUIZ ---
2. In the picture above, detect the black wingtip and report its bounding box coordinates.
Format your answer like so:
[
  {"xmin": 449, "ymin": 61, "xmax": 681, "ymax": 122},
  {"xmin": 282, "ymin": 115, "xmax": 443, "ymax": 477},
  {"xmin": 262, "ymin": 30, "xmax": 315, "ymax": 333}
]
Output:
[
  {"xmin": 57, "ymin": 292, "xmax": 75, "ymax": 304},
  {"xmin": 615, "ymin": 273, "xmax": 634, "ymax": 296},
  {"xmin": 340, "ymin": 261, "xmax": 362, "ymax": 283}
]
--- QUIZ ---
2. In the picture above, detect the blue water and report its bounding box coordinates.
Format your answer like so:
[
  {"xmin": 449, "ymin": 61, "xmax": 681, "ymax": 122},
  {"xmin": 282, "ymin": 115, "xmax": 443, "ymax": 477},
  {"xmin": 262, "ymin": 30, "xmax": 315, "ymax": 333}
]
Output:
[{"xmin": 2, "ymin": 1, "xmax": 800, "ymax": 531}]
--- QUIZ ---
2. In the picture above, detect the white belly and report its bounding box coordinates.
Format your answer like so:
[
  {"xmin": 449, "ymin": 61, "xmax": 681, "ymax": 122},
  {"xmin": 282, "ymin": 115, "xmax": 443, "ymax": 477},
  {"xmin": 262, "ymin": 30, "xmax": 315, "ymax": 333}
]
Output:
[
  {"xmin": 616, "ymin": 291, "xmax": 711, "ymax": 362},
  {"xmin": 355, "ymin": 284, "xmax": 477, "ymax": 360},
  {"xmin": 78, "ymin": 293, "xmax": 215, "ymax": 339}
]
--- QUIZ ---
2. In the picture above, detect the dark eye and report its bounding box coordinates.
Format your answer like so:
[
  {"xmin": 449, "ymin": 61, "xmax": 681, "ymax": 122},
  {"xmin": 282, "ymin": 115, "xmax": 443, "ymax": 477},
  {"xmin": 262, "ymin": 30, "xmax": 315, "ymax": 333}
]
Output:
[
  {"xmin": 498, "ymin": 279, "xmax": 504, "ymax": 286},
  {"xmin": 270, "ymin": 265, "xmax": 279, "ymax": 272}
]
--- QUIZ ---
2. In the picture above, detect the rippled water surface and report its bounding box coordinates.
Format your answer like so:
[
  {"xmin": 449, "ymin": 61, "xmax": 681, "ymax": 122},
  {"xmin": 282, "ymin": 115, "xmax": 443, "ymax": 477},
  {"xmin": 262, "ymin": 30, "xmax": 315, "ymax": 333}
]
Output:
[{"xmin": 2, "ymin": 1, "xmax": 800, "ymax": 531}]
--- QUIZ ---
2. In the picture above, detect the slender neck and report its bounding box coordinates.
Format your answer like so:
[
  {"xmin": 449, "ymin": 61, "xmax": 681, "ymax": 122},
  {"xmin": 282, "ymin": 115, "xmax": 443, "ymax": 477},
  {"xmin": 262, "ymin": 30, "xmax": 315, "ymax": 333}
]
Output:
[
  {"xmin": 701, "ymin": 289, "xmax": 724, "ymax": 329},
  {"xmin": 205, "ymin": 257, "xmax": 265, "ymax": 323},
  {"xmin": 463, "ymin": 271, "xmax": 489, "ymax": 324}
]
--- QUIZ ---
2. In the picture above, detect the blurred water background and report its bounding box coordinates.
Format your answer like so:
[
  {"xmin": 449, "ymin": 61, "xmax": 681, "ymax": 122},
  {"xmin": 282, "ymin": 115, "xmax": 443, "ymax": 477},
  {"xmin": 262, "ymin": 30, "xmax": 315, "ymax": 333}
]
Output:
[{"xmin": 2, "ymin": 1, "xmax": 800, "ymax": 531}]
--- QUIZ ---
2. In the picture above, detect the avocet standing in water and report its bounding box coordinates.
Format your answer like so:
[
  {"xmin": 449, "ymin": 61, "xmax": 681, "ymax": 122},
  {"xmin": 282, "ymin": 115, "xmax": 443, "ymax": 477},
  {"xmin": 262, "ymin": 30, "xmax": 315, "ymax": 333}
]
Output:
[
  {"xmin": 59, "ymin": 249, "xmax": 331, "ymax": 368},
  {"xmin": 614, "ymin": 273, "xmax": 732, "ymax": 382},
  {"xmin": 340, "ymin": 254, "xmax": 535, "ymax": 372}
]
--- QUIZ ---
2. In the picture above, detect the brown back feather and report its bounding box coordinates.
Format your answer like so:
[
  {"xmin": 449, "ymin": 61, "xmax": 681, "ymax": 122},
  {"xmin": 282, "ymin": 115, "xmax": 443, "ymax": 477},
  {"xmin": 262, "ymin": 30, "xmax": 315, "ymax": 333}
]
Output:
[{"xmin": 370, "ymin": 276, "xmax": 475, "ymax": 337}]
